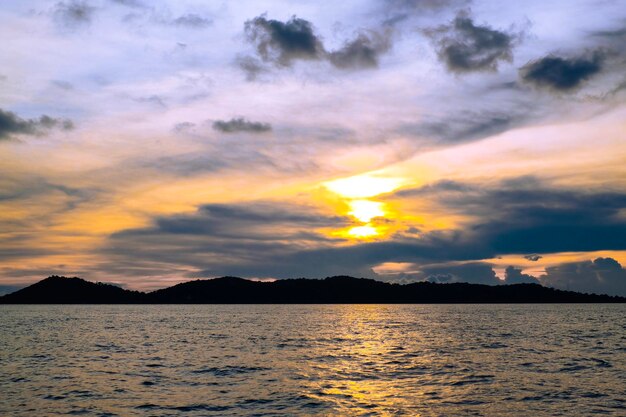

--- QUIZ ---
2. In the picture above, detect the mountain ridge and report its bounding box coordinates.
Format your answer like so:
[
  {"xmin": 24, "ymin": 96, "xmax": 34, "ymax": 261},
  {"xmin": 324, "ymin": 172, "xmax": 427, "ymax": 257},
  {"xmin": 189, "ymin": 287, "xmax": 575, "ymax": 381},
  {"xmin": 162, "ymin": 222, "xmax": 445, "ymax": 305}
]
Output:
[{"xmin": 0, "ymin": 275, "xmax": 624, "ymax": 304}]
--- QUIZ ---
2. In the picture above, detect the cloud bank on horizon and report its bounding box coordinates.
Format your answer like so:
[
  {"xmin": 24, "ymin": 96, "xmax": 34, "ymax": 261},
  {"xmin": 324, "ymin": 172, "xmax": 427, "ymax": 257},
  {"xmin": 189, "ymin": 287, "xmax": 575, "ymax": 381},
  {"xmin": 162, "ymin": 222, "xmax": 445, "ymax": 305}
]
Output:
[{"xmin": 0, "ymin": 0, "xmax": 625, "ymax": 296}]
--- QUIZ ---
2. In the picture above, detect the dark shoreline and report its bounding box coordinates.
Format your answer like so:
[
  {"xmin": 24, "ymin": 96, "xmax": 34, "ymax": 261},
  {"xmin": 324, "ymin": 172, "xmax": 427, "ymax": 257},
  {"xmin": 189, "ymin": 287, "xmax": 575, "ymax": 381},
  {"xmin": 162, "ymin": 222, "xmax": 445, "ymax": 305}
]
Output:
[{"xmin": 1, "ymin": 275, "xmax": 624, "ymax": 304}]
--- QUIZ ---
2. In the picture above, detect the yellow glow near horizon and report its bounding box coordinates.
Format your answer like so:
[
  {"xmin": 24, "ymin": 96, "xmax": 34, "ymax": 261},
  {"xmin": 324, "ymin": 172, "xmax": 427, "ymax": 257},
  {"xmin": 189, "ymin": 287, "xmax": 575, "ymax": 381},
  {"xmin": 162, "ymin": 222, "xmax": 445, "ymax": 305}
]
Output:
[
  {"xmin": 324, "ymin": 173, "xmax": 405, "ymax": 199},
  {"xmin": 347, "ymin": 225, "xmax": 379, "ymax": 238},
  {"xmin": 348, "ymin": 200, "xmax": 385, "ymax": 222},
  {"xmin": 324, "ymin": 172, "xmax": 407, "ymax": 239}
]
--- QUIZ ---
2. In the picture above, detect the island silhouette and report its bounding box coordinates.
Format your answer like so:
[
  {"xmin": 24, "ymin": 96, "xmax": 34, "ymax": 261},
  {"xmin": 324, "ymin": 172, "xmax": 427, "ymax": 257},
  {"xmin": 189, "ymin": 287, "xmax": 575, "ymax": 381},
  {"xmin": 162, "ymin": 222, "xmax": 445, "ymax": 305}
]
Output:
[{"xmin": 0, "ymin": 275, "xmax": 623, "ymax": 304}]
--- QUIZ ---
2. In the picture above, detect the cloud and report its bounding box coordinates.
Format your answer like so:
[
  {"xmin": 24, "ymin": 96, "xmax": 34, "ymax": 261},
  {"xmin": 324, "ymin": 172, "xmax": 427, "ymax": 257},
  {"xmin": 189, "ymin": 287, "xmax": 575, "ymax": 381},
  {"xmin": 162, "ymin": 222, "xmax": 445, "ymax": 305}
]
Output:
[
  {"xmin": 400, "ymin": 109, "xmax": 529, "ymax": 144},
  {"xmin": 108, "ymin": 0, "xmax": 144, "ymax": 8},
  {"xmin": 137, "ymin": 153, "xmax": 230, "ymax": 176},
  {"xmin": 244, "ymin": 15, "xmax": 325, "ymax": 66},
  {"xmin": 0, "ymin": 108, "xmax": 74, "ymax": 140},
  {"xmin": 519, "ymin": 50, "xmax": 606, "ymax": 92},
  {"xmin": 172, "ymin": 122, "xmax": 195, "ymax": 133},
  {"xmin": 171, "ymin": 14, "xmax": 212, "ymax": 29},
  {"xmin": 392, "ymin": 176, "xmax": 626, "ymax": 255},
  {"xmin": 524, "ymin": 254, "xmax": 542, "ymax": 262},
  {"xmin": 329, "ymin": 31, "xmax": 392, "ymax": 70},
  {"xmin": 242, "ymin": 16, "xmax": 393, "ymax": 73},
  {"xmin": 539, "ymin": 257, "xmax": 626, "ymax": 296},
  {"xmin": 134, "ymin": 95, "xmax": 167, "ymax": 108},
  {"xmin": 53, "ymin": 1, "xmax": 96, "ymax": 28},
  {"xmin": 146, "ymin": 203, "xmax": 347, "ymax": 235},
  {"xmin": 503, "ymin": 266, "xmax": 539, "ymax": 284},
  {"xmin": 101, "ymin": 201, "xmax": 351, "ymax": 279},
  {"xmin": 100, "ymin": 175, "xmax": 626, "ymax": 284},
  {"xmin": 0, "ymin": 177, "xmax": 88, "ymax": 204},
  {"xmin": 427, "ymin": 11, "xmax": 517, "ymax": 73},
  {"xmin": 386, "ymin": 0, "xmax": 470, "ymax": 10},
  {"xmin": 418, "ymin": 113, "xmax": 516, "ymax": 142},
  {"xmin": 154, "ymin": 13, "xmax": 212, "ymax": 29},
  {"xmin": 110, "ymin": 201, "xmax": 349, "ymax": 244},
  {"xmin": 592, "ymin": 26, "xmax": 626, "ymax": 40},
  {"xmin": 106, "ymin": 220, "xmax": 492, "ymax": 281},
  {"xmin": 421, "ymin": 262, "xmax": 501, "ymax": 285},
  {"xmin": 51, "ymin": 80, "xmax": 74, "ymax": 90},
  {"xmin": 212, "ymin": 117, "xmax": 271, "ymax": 133},
  {"xmin": 235, "ymin": 55, "xmax": 267, "ymax": 81}
]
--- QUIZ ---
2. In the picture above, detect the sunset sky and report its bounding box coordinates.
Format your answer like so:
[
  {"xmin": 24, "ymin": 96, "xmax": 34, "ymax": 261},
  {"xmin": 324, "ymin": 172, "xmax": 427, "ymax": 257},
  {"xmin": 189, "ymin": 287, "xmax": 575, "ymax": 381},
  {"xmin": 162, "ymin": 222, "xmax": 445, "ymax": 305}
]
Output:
[{"xmin": 1, "ymin": 0, "xmax": 625, "ymax": 295}]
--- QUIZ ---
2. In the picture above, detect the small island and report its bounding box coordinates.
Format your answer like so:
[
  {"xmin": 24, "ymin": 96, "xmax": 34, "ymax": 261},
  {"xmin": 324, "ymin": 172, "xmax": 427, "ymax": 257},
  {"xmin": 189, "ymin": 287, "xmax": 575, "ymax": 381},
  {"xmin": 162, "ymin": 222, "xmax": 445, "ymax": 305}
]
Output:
[{"xmin": 1, "ymin": 275, "xmax": 623, "ymax": 304}]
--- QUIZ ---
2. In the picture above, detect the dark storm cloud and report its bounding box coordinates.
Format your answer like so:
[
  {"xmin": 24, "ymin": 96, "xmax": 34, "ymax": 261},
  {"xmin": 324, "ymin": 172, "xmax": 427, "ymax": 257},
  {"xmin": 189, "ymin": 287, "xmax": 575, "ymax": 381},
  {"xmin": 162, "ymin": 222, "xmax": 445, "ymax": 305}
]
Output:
[
  {"xmin": 524, "ymin": 254, "xmax": 542, "ymax": 262},
  {"xmin": 212, "ymin": 118, "xmax": 272, "ymax": 133},
  {"xmin": 394, "ymin": 176, "xmax": 626, "ymax": 254},
  {"xmin": 53, "ymin": 1, "xmax": 96, "ymax": 27},
  {"xmin": 539, "ymin": 258, "xmax": 626, "ymax": 296},
  {"xmin": 503, "ymin": 266, "xmax": 539, "ymax": 284},
  {"xmin": 244, "ymin": 15, "xmax": 326, "ymax": 66},
  {"xmin": 243, "ymin": 15, "xmax": 394, "ymax": 73},
  {"xmin": 0, "ymin": 109, "xmax": 74, "ymax": 140},
  {"xmin": 519, "ymin": 50, "xmax": 606, "ymax": 92},
  {"xmin": 329, "ymin": 31, "xmax": 392, "ymax": 70},
  {"xmin": 106, "ymin": 217, "xmax": 493, "ymax": 281},
  {"xmin": 427, "ymin": 11, "xmax": 517, "ymax": 73}
]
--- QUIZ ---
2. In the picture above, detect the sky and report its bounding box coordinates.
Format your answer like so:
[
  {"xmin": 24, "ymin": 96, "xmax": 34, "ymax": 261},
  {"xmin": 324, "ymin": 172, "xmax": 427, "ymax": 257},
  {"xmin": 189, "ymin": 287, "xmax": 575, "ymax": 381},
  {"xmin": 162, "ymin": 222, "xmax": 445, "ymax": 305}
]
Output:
[{"xmin": 0, "ymin": 0, "xmax": 625, "ymax": 296}]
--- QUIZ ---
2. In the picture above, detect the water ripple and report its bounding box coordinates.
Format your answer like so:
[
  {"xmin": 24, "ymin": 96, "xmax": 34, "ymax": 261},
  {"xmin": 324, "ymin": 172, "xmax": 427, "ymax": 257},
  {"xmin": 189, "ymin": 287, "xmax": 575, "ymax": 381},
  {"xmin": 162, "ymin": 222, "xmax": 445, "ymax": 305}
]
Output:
[{"xmin": 1, "ymin": 304, "xmax": 624, "ymax": 416}]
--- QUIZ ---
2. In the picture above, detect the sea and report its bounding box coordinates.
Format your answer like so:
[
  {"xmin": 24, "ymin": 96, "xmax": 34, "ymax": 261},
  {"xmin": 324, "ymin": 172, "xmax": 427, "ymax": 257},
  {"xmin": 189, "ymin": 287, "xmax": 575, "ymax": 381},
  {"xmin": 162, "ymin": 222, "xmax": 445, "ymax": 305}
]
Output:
[{"xmin": 0, "ymin": 304, "xmax": 624, "ymax": 416}]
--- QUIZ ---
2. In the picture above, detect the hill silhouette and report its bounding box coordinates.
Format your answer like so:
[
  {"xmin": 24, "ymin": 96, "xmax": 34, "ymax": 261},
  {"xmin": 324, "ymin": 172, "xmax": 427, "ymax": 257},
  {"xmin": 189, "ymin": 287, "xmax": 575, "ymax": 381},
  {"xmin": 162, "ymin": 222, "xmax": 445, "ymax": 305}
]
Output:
[
  {"xmin": 0, "ymin": 275, "xmax": 624, "ymax": 304},
  {"xmin": 0, "ymin": 276, "xmax": 144, "ymax": 304}
]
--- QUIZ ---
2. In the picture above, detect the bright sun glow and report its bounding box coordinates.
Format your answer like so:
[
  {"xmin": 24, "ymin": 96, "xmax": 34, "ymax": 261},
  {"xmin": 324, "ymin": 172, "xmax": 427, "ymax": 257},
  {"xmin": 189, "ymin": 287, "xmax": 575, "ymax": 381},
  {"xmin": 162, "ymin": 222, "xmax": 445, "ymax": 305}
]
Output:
[
  {"xmin": 324, "ymin": 173, "xmax": 406, "ymax": 240},
  {"xmin": 324, "ymin": 174, "xmax": 405, "ymax": 199},
  {"xmin": 348, "ymin": 200, "xmax": 385, "ymax": 222},
  {"xmin": 348, "ymin": 225, "xmax": 379, "ymax": 238}
]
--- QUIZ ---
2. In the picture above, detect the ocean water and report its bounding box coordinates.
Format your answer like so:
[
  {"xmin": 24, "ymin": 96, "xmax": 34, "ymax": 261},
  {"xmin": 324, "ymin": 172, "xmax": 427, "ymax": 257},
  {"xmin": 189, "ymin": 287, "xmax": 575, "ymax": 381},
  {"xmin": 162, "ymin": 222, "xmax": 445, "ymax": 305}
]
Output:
[{"xmin": 0, "ymin": 305, "xmax": 624, "ymax": 416}]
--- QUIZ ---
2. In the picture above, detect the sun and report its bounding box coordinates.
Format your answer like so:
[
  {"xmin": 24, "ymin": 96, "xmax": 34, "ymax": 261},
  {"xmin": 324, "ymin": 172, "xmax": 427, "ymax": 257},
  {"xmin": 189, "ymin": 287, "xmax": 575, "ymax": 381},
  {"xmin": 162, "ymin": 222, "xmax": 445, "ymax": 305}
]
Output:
[
  {"xmin": 323, "ymin": 172, "xmax": 406, "ymax": 239},
  {"xmin": 348, "ymin": 200, "xmax": 385, "ymax": 222},
  {"xmin": 347, "ymin": 225, "xmax": 379, "ymax": 238},
  {"xmin": 324, "ymin": 173, "xmax": 405, "ymax": 199}
]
